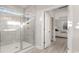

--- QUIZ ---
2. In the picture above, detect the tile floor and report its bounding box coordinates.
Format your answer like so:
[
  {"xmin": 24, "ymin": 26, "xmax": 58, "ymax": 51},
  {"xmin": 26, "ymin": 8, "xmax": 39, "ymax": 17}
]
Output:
[{"xmin": 28, "ymin": 37, "xmax": 67, "ymax": 53}]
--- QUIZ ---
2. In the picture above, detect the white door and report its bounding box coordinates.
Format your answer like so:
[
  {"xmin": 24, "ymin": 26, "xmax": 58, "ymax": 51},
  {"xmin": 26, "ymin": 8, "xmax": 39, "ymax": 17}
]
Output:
[{"xmin": 44, "ymin": 12, "xmax": 52, "ymax": 48}]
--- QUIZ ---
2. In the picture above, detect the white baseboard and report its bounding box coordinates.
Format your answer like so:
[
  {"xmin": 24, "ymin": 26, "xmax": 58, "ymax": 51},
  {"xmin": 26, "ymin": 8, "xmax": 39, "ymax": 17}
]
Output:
[{"xmin": 67, "ymin": 49, "xmax": 72, "ymax": 53}]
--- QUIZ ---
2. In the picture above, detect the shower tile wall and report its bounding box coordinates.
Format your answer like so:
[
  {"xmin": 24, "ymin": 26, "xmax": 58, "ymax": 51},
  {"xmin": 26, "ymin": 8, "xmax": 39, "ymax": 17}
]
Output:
[
  {"xmin": 23, "ymin": 20, "xmax": 34, "ymax": 44},
  {"xmin": 1, "ymin": 30, "xmax": 20, "ymax": 46}
]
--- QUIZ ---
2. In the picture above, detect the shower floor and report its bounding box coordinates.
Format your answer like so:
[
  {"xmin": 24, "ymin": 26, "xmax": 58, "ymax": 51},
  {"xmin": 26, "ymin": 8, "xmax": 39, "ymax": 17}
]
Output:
[{"xmin": 0, "ymin": 41, "xmax": 32, "ymax": 53}]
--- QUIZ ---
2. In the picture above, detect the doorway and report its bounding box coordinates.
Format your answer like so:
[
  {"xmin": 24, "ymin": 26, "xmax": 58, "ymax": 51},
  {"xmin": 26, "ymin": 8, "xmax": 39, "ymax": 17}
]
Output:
[{"xmin": 44, "ymin": 6, "xmax": 68, "ymax": 52}]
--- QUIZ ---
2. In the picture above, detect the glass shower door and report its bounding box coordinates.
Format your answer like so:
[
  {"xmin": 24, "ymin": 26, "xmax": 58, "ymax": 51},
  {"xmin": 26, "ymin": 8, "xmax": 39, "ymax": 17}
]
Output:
[
  {"xmin": 0, "ymin": 7, "xmax": 21, "ymax": 53},
  {"xmin": 0, "ymin": 6, "xmax": 35, "ymax": 53},
  {"xmin": 21, "ymin": 15, "xmax": 35, "ymax": 49}
]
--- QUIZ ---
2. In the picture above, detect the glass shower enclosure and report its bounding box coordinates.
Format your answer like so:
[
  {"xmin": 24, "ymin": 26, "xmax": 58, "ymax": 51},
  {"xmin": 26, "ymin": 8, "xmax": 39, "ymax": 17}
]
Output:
[{"xmin": 0, "ymin": 6, "xmax": 35, "ymax": 53}]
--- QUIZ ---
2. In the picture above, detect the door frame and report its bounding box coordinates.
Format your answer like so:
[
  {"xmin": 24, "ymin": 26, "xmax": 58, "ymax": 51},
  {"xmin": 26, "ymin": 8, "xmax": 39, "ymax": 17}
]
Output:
[
  {"xmin": 44, "ymin": 11, "xmax": 55, "ymax": 48},
  {"xmin": 43, "ymin": 5, "xmax": 69, "ymax": 49}
]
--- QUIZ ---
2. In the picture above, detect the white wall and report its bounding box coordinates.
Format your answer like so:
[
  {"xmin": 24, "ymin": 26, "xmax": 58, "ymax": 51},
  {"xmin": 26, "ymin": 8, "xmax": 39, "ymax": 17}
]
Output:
[
  {"xmin": 67, "ymin": 6, "xmax": 73, "ymax": 52},
  {"xmin": 48, "ymin": 7, "xmax": 68, "ymax": 31},
  {"xmin": 54, "ymin": 7, "xmax": 68, "ymax": 31},
  {"xmin": 35, "ymin": 10, "xmax": 45, "ymax": 49},
  {"xmin": 68, "ymin": 6, "xmax": 79, "ymax": 52},
  {"xmin": 54, "ymin": 7, "xmax": 68, "ymax": 19}
]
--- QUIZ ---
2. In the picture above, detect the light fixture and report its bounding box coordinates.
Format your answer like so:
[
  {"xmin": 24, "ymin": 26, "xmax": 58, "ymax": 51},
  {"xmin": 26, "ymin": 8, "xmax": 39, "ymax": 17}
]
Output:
[
  {"xmin": 7, "ymin": 21, "xmax": 21, "ymax": 26},
  {"xmin": 68, "ymin": 21, "xmax": 72, "ymax": 28},
  {"xmin": 3, "ymin": 29, "xmax": 17, "ymax": 31},
  {"xmin": 0, "ymin": 7, "xmax": 23, "ymax": 16}
]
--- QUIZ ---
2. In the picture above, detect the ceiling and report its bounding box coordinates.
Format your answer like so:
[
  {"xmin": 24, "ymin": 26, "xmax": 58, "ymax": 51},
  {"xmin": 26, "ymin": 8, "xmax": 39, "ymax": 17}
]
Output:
[
  {"xmin": 15, "ymin": 5, "xmax": 54, "ymax": 10},
  {"xmin": 15, "ymin": 5, "xmax": 56, "ymax": 12},
  {"xmin": 1, "ymin": 5, "xmax": 63, "ymax": 11},
  {"xmin": 15, "ymin": 5, "xmax": 33, "ymax": 9}
]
